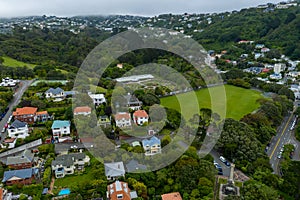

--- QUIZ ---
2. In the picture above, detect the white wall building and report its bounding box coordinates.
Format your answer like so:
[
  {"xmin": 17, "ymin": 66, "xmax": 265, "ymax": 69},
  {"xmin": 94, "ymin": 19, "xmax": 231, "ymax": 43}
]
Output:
[
  {"xmin": 51, "ymin": 120, "xmax": 71, "ymax": 140},
  {"xmin": 88, "ymin": 93, "xmax": 106, "ymax": 106},
  {"xmin": 115, "ymin": 112, "xmax": 132, "ymax": 128},
  {"xmin": 274, "ymin": 63, "xmax": 286, "ymax": 74},
  {"xmin": 7, "ymin": 120, "xmax": 29, "ymax": 139}
]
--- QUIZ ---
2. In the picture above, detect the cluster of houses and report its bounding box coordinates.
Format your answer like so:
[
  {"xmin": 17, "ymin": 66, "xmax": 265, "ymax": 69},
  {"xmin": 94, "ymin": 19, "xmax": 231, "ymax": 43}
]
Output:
[
  {"xmin": 0, "ymin": 77, "xmax": 20, "ymax": 87},
  {"xmin": 104, "ymin": 161, "xmax": 182, "ymax": 200},
  {"xmin": 209, "ymin": 40, "xmax": 300, "ymax": 84},
  {"xmin": 0, "ymin": 81, "xmax": 167, "ymax": 199}
]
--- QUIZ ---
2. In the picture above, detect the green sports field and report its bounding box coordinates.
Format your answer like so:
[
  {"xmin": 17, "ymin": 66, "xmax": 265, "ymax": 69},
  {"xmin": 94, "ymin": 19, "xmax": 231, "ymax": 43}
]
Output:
[{"xmin": 161, "ymin": 85, "xmax": 262, "ymax": 120}]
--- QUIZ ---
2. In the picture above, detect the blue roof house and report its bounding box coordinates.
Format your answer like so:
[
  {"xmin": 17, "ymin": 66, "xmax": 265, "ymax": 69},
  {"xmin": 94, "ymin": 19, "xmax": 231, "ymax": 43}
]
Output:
[
  {"xmin": 2, "ymin": 168, "xmax": 39, "ymax": 185},
  {"xmin": 51, "ymin": 120, "xmax": 71, "ymax": 140},
  {"xmin": 142, "ymin": 136, "xmax": 161, "ymax": 156},
  {"xmin": 45, "ymin": 87, "xmax": 65, "ymax": 101}
]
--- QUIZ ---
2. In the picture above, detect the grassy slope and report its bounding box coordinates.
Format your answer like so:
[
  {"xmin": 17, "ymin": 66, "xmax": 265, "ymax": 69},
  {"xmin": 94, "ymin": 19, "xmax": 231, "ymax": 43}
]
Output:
[
  {"xmin": 2, "ymin": 56, "xmax": 36, "ymax": 69},
  {"xmin": 161, "ymin": 85, "xmax": 262, "ymax": 120}
]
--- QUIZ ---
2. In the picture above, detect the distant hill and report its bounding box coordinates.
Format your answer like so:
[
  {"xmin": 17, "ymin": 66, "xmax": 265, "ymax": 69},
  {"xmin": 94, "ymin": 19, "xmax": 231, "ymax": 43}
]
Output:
[{"xmin": 191, "ymin": 6, "xmax": 300, "ymax": 59}]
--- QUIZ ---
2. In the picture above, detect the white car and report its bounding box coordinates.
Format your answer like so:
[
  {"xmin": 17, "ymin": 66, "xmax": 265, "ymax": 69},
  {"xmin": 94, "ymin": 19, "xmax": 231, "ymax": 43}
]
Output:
[{"xmin": 219, "ymin": 156, "xmax": 226, "ymax": 163}]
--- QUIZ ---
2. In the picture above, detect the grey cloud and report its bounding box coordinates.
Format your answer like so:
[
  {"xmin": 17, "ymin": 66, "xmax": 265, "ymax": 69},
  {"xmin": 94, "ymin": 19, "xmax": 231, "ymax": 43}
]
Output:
[{"xmin": 0, "ymin": 0, "xmax": 283, "ymax": 17}]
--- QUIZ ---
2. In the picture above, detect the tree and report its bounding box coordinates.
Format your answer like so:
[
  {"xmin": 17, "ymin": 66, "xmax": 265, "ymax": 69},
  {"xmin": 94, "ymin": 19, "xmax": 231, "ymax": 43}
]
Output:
[
  {"xmin": 161, "ymin": 135, "xmax": 171, "ymax": 147},
  {"xmin": 241, "ymin": 181, "xmax": 278, "ymax": 200}
]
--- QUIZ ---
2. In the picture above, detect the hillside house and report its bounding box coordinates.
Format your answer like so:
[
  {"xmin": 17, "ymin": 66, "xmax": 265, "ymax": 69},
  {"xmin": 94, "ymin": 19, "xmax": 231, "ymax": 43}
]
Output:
[
  {"xmin": 133, "ymin": 110, "xmax": 149, "ymax": 125},
  {"xmin": 6, "ymin": 150, "xmax": 35, "ymax": 170},
  {"xmin": 51, "ymin": 120, "xmax": 71, "ymax": 140},
  {"xmin": 115, "ymin": 112, "xmax": 132, "ymax": 128},
  {"xmin": 142, "ymin": 136, "xmax": 161, "ymax": 156},
  {"xmin": 107, "ymin": 180, "xmax": 138, "ymax": 200},
  {"xmin": 104, "ymin": 162, "xmax": 125, "ymax": 180},
  {"xmin": 2, "ymin": 168, "xmax": 39, "ymax": 186},
  {"xmin": 7, "ymin": 120, "xmax": 29, "ymax": 139},
  {"xmin": 45, "ymin": 87, "xmax": 65, "ymax": 101},
  {"xmin": 51, "ymin": 153, "xmax": 90, "ymax": 178}
]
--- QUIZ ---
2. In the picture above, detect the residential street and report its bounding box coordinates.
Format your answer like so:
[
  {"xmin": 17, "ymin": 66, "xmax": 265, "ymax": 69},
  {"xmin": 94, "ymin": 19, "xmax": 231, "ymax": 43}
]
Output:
[
  {"xmin": 267, "ymin": 103, "xmax": 300, "ymax": 175},
  {"xmin": 0, "ymin": 80, "xmax": 32, "ymax": 142}
]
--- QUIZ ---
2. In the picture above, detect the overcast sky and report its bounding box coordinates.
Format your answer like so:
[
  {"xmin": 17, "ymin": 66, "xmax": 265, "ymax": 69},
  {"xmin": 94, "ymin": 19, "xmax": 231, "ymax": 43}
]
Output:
[{"xmin": 0, "ymin": 0, "xmax": 283, "ymax": 18}]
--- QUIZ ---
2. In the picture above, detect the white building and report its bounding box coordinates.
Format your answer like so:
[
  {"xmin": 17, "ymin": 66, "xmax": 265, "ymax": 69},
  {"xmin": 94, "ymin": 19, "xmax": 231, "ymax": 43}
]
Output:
[
  {"xmin": 2, "ymin": 138, "xmax": 17, "ymax": 149},
  {"xmin": 142, "ymin": 136, "xmax": 161, "ymax": 156},
  {"xmin": 115, "ymin": 112, "xmax": 132, "ymax": 128},
  {"xmin": 88, "ymin": 93, "xmax": 106, "ymax": 106},
  {"xmin": 51, "ymin": 153, "xmax": 90, "ymax": 178},
  {"xmin": 45, "ymin": 87, "xmax": 65, "ymax": 101},
  {"xmin": 51, "ymin": 120, "xmax": 71, "ymax": 140},
  {"xmin": 133, "ymin": 110, "xmax": 149, "ymax": 126},
  {"xmin": 7, "ymin": 120, "xmax": 29, "ymax": 139},
  {"xmin": 0, "ymin": 77, "xmax": 19, "ymax": 87},
  {"xmin": 274, "ymin": 63, "xmax": 286, "ymax": 74}
]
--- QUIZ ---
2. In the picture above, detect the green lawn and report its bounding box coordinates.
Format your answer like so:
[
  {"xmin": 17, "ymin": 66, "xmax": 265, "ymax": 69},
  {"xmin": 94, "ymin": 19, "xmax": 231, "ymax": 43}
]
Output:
[
  {"xmin": 161, "ymin": 85, "xmax": 262, "ymax": 120},
  {"xmin": 54, "ymin": 169, "xmax": 95, "ymax": 189},
  {"xmin": 2, "ymin": 56, "xmax": 36, "ymax": 69}
]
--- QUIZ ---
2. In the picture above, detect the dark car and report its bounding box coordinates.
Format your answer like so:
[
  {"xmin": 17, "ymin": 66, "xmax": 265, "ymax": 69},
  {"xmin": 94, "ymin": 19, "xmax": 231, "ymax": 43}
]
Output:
[{"xmin": 224, "ymin": 161, "xmax": 231, "ymax": 167}]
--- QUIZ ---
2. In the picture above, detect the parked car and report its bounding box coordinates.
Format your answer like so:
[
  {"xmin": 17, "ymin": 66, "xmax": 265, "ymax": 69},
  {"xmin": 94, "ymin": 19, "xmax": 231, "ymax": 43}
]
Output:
[
  {"xmin": 214, "ymin": 163, "xmax": 222, "ymax": 169},
  {"xmin": 219, "ymin": 156, "xmax": 226, "ymax": 163},
  {"xmin": 224, "ymin": 160, "xmax": 231, "ymax": 167}
]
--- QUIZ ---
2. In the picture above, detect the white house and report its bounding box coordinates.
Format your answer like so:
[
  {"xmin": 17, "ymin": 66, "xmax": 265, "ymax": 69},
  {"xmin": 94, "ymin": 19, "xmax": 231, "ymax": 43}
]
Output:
[
  {"xmin": 142, "ymin": 136, "xmax": 161, "ymax": 156},
  {"xmin": 51, "ymin": 120, "xmax": 71, "ymax": 140},
  {"xmin": 115, "ymin": 112, "xmax": 132, "ymax": 128},
  {"xmin": 288, "ymin": 71, "xmax": 300, "ymax": 78},
  {"xmin": 45, "ymin": 87, "xmax": 65, "ymax": 101},
  {"xmin": 2, "ymin": 138, "xmax": 17, "ymax": 149},
  {"xmin": 88, "ymin": 93, "xmax": 106, "ymax": 106},
  {"xmin": 0, "ymin": 77, "xmax": 19, "ymax": 87},
  {"xmin": 133, "ymin": 110, "xmax": 149, "ymax": 125},
  {"xmin": 51, "ymin": 153, "xmax": 90, "ymax": 178},
  {"xmin": 7, "ymin": 120, "xmax": 29, "ymax": 139}
]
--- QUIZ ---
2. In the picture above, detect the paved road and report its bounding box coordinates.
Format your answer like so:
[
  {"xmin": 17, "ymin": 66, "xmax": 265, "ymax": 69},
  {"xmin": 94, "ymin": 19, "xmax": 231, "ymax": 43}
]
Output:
[
  {"xmin": 210, "ymin": 150, "xmax": 230, "ymax": 177},
  {"xmin": 0, "ymin": 80, "xmax": 32, "ymax": 142},
  {"xmin": 267, "ymin": 103, "xmax": 300, "ymax": 175}
]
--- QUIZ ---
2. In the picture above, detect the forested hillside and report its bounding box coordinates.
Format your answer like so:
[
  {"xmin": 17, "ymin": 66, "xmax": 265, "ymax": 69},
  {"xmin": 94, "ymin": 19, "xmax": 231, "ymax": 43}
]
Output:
[{"xmin": 192, "ymin": 6, "xmax": 300, "ymax": 59}]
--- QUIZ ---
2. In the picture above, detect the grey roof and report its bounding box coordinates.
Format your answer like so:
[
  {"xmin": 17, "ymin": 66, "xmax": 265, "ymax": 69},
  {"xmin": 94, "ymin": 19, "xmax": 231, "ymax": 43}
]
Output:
[
  {"xmin": 52, "ymin": 153, "xmax": 86, "ymax": 167},
  {"xmin": 9, "ymin": 120, "xmax": 27, "ymax": 129},
  {"xmin": 126, "ymin": 160, "xmax": 147, "ymax": 173},
  {"xmin": 104, "ymin": 162, "xmax": 125, "ymax": 177},
  {"xmin": 130, "ymin": 191, "xmax": 138, "ymax": 199},
  {"xmin": 6, "ymin": 150, "xmax": 34, "ymax": 165},
  {"xmin": 2, "ymin": 168, "xmax": 38, "ymax": 183},
  {"xmin": 124, "ymin": 94, "xmax": 142, "ymax": 105},
  {"xmin": 55, "ymin": 143, "xmax": 85, "ymax": 154},
  {"xmin": 64, "ymin": 91, "xmax": 76, "ymax": 96},
  {"xmin": 46, "ymin": 87, "xmax": 64, "ymax": 95}
]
